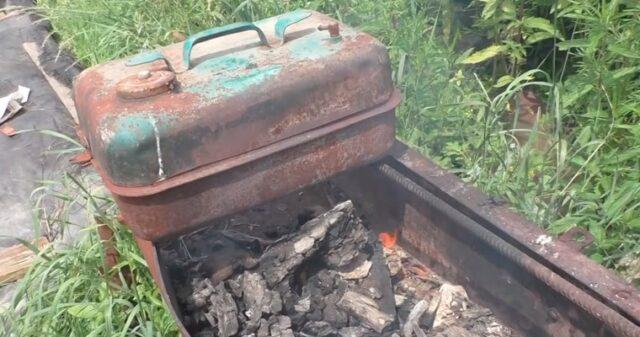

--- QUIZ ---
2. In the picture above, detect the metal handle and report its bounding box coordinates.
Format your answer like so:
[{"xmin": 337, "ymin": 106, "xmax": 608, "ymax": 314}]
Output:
[
  {"xmin": 274, "ymin": 10, "xmax": 311, "ymax": 44},
  {"xmin": 182, "ymin": 22, "xmax": 269, "ymax": 70}
]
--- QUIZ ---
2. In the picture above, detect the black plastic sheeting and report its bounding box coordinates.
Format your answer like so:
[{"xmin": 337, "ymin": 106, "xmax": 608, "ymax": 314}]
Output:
[{"xmin": 0, "ymin": 1, "xmax": 83, "ymax": 247}]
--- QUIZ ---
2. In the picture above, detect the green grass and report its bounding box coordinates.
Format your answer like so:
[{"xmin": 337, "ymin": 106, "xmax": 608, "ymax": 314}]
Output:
[
  {"xmin": 1, "ymin": 173, "xmax": 179, "ymax": 336},
  {"xmin": 2, "ymin": 0, "xmax": 640, "ymax": 335}
]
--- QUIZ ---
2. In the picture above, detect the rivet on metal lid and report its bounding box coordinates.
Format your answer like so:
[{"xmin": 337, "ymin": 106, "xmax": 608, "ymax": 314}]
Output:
[{"xmin": 138, "ymin": 70, "xmax": 152, "ymax": 80}]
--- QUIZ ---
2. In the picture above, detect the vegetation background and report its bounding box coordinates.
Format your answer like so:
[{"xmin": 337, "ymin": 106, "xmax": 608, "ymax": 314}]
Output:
[{"xmin": 2, "ymin": 0, "xmax": 639, "ymax": 336}]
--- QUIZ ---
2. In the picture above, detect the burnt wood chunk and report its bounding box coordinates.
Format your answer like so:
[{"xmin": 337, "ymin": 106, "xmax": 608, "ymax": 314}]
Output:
[
  {"xmin": 242, "ymin": 271, "xmax": 268, "ymax": 330},
  {"xmin": 402, "ymin": 299, "xmax": 428, "ymax": 337},
  {"xmin": 429, "ymin": 326, "xmax": 480, "ymax": 337},
  {"xmin": 207, "ymin": 283, "xmax": 239, "ymax": 337},
  {"xmin": 323, "ymin": 207, "xmax": 368, "ymax": 268},
  {"xmin": 337, "ymin": 290, "xmax": 394, "ymax": 333},
  {"xmin": 259, "ymin": 201, "xmax": 354, "ymax": 287}
]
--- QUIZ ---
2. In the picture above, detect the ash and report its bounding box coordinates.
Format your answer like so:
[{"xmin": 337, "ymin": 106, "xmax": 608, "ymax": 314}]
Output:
[{"xmin": 162, "ymin": 199, "xmax": 519, "ymax": 337}]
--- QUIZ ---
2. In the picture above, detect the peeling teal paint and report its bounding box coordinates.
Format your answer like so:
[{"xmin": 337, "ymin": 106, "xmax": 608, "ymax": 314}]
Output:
[
  {"xmin": 104, "ymin": 113, "xmax": 175, "ymax": 155},
  {"xmin": 182, "ymin": 20, "xmax": 356, "ymax": 99},
  {"xmin": 110, "ymin": 115, "xmax": 153, "ymax": 148},
  {"xmin": 221, "ymin": 64, "xmax": 282, "ymax": 92},
  {"xmin": 191, "ymin": 55, "xmax": 252, "ymax": 74},
  {"xmin": 186, "ymin": 55, "xmax": 283, "ymax": 99},
  {"xmin": 287, "ymin": 29, "xmax": 352, "ymax": 61},
  {"xmin": 287, "ymin": 32, "xmax": 336, "ymax": 60},
  {"xmin": 126, "ymin": 50, "xmax": 164, "ymax": 66},
  {"xmin": 102, "ymin": 112, "xmax": 177, "ymax": 184}
]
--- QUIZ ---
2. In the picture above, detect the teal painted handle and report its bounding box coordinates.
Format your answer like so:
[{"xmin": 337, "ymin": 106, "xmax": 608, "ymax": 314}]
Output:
[{"xmin": 182, "ymin": 22, "xmax": 269, "ymax": 69}]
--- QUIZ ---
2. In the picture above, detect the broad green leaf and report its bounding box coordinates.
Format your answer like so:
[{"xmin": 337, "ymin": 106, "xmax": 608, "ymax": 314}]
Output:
[
  {"xmin": 67, "ymin": 303, "xmax": 100, "ymax": 319},
  {"xmin": 498, "ymin": 0, "xmax": 516, "ymax": 20},
  {"xmin": 454, "ymin": 48, "xmax": 475, "ymax": 64},
  {"xmin": 479, "ymin": 0, "xmax": 499, "ymax": 19},
  {"xmin": 522, "ymin": 17, "xmax": 557, "ymax": 35},
  {"xmin": 494, "ymin": 75, "xmax": 514, "ymax": 88},
  {"xmin": 460, "ymin": 45, "xmax": 506, "ymax": 64},
  {"xmin": 525, "ymin": 32, "xmax": 556, "ymax": 44}
]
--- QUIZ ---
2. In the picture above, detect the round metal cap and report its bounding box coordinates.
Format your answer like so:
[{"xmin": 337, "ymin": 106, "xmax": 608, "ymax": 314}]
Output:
[{"xmin": 116, "ymin": 70, "xmax": 175, "ymax": 99}]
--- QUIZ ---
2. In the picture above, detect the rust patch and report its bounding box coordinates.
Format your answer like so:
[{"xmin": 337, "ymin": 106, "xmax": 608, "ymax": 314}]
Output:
[
  {"xmin": 116, "ymin": 110, "xmax": 395, "ymax": 241},
  {"xmin": 69, "ymin": 150, "xmax": 92, "ymax": 167}
]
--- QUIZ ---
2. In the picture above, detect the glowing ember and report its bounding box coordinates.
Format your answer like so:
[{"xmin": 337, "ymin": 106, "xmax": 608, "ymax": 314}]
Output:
[{"xmin": 379, "ymin": 230, "xmax": 398, "ymax": 248}]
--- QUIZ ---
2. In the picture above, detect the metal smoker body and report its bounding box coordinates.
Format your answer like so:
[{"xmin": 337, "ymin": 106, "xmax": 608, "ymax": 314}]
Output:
[{"xmin": 73, "ymin": 10, "xmax": 399, "ymax": 335}]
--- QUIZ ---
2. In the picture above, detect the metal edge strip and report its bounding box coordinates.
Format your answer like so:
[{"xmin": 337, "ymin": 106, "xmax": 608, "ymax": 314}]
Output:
[{"xmin": 385, "ymin": 142, "xmax": 640, "ymax": 328}]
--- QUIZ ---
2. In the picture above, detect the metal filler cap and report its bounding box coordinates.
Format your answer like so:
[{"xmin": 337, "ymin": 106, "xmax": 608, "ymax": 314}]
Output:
[{"xmin": 116, "ymin": 70, "xmax": 175, "ymax": 99}]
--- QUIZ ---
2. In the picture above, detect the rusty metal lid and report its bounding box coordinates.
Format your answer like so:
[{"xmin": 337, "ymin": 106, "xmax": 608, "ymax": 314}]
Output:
[{"xmin": 73, "ymin": 10, "xmax": 397, "ymax": 190}]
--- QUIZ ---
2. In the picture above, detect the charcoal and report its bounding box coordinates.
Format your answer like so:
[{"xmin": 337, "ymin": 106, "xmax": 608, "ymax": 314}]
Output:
[
  {"xmin": 337, "ymin": 291, "xmax": 394, "ymax": 333},
  {"xmin": 302, "ymin": 321, "xmax": 337, "ymax": 336},
  {"xmin": 432, "ymin": 284, "xmax": 469, "ymax": 329},
  {"xmin": 428, "ymin": 326, "xmax": 480, "ymax": 337},
  {"xmin": 269, "ymin": 315, "xmax": 294, "ymax": 337},
  {"xmin": 322, "ymin": 293, "xmax": 348, "ymax": 327},
  {"xmin": 268, "ymin": 290, "xmax": 283, "ymax": 313},
  {"xmin": 259, "ymin": 201, "xmax": 354, "ymax": 287},
  {"xmin": 402, "ymin": 299, "xmax": 428, "ymax": 337},
  {"xmin": 384, "ymin": 248, "xmax": 403, "ymax": 277},
  {"xmin": 358, "ymin": 240, "xmax": 397, "ymax": 317},
  {"xmin": 323, "ymin": 210, "xmax": 368, "ymax": 268},
  {"xmin": 203, "ymin": 310, "xmax": 217, "ymax": 328},
  {"xmin": 337, "ymin": 258, "xmax": 372, "ymax": 280},
  {"xmin": 338, "ymin": 326, "xmax": 368, "ymax": 337},
  {"xmin": 293, "ymin": 296, "xmax": 311, "ymax": 313},
  {"xmin": 190, "ymin": 278, "xmax": 213, "ymax": 308},
  {"xmin": 306, "ymin": 304, "xmax": 324, "ymax": 322},
  {"xmin": 366, "ymin": 287, "xmax": 382, "ymax": 299},
  {"xmin": 193, "ymin": 330, "xmax": 215, "ymax": 337},
  {"xmin": 170, "ymin": 198, "xmax": 518, "ymax": 337},
  {"xmin": 421, "ymin": 291, "xmax": 442, "ymax": 330},
  {"xmin": 208, "ymin": 283, "xmax": 239, "ymax": 337},
  {"xmin": 210, "ymin": 264, "xmax": 236, "ymax": 285},
  {"xmin": 241, "ymin": 271, "xmax": 268, "ymax": 330},
  {"xmin": 256, "ymin": 318, "xmax": 269, "ymax": 337},
  {"xmin": 227, "ymin": 273, "xmax": 244, "ymax": 298}
]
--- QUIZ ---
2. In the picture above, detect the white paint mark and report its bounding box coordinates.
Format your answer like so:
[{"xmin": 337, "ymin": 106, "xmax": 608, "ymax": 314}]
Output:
[
  {"xmin": 534, "ymin": 234, "xmax": 553, "ymax": 246},
  {"xmin": 150, "ymin": 117, "xmax": 166, "ymax": 181}
]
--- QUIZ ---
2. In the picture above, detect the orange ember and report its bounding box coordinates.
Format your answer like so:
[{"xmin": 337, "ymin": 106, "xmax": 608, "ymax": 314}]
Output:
[{"xmin": 379, "ymin": 230, "xmax": 398, "ymax": 248}]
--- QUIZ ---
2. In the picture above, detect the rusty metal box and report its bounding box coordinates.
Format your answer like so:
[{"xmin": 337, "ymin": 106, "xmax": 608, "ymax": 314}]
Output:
[{"xmin": 73, "ymin": 10, "xmax": 400, "ymax": 241}]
